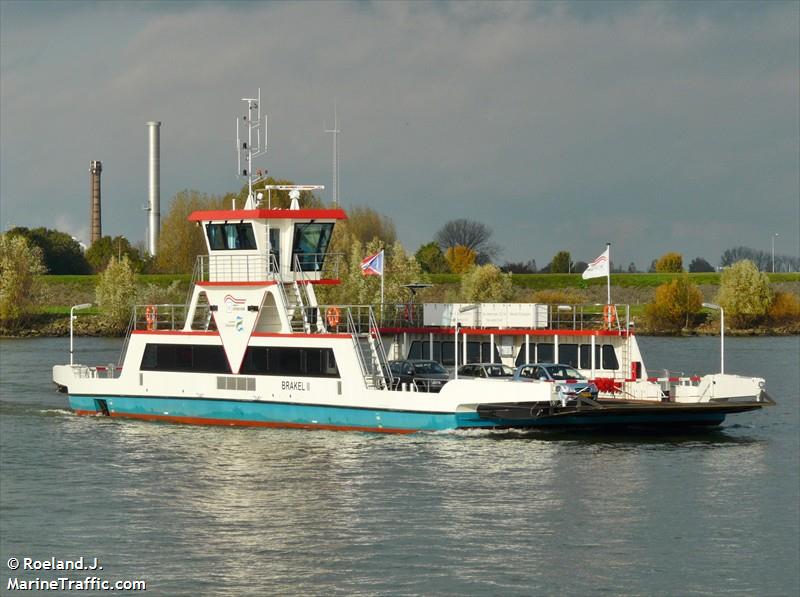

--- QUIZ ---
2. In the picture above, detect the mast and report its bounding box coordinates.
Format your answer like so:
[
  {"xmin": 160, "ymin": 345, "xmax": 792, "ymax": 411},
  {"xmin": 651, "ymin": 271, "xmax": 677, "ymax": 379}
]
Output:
[
  {"xmin": 324, "ymin": 102, "xmax": 340, "ymax": 206},
  {"xmin": 236, "ymin": 88, "xmax": 268, "ymax": 210}
]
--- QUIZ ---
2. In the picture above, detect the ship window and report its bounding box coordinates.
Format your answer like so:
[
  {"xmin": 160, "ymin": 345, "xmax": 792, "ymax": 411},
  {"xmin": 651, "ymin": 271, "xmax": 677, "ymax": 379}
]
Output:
[
  {"xmin": 440, "ymin": 342, "xmax": 454, "ymax": 366},
  {"xmin": 408, "ymin": 340, "xmax": 431, "ymax": 360},
  {"xmin": 240, "ymin": 347, "xmax": 339, "ymax": 378},
  {"xmin": 206, "ymin": 223, "xmax": 257, "ymax": 251},
  {"xmin": 292, "ymin": 223, "xmax": 333, "ymax": 271},
  {"xmin": 537, "ymin": 343, "xmax": 554, "ymax": 363},
  {"xmin": 578, "ymin": 345, "xmax": 604, "ymax": 369},
  {"xmin": 560, "ymin": 344, "xmax": 579, "ymax": 368},
  {"xmin": 602, "ymin": 345, "xmax": 619, "ymax": 370},
  {"xmin": 141, "ymin": 343, "xmax": 231, "ymax": 374}
]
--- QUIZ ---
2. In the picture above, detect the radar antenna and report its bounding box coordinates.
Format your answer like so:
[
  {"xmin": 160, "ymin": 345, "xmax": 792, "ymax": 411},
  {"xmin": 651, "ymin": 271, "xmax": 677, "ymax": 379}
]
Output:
[{"xmin": 236, "ymin": 88, "xmax": 268, "ymax": 209}]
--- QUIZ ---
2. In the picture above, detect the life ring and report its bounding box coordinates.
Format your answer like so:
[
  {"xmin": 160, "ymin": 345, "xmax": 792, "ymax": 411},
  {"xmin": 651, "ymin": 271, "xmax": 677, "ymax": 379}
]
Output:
[
  {"xmin": 603, "ymin": 304, "xmax": 617, "ymax": 327},
  {"xmin": 326, "ymin": 306, "xmax": 341, "ymax": 328},
  {"xmin": 145, "ymin": 305, "xmax": 157, "ymax": 331}
]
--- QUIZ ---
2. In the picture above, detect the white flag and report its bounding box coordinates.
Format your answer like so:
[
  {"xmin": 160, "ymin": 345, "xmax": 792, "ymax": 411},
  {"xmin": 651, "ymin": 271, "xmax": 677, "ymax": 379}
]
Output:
[{"xmin": 582, "ymin": 247, "xmax": 610, "ymax": 280}]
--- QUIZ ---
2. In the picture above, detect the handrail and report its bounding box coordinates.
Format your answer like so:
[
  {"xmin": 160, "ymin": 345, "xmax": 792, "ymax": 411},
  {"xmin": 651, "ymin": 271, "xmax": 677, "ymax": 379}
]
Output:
[
  {"xmin": 368, "ymin": 307, "xmax": 393, "ymax": 388},
  {"xmin": 346, "ymin": 309, "xmax": 371, "ymax": 387}
]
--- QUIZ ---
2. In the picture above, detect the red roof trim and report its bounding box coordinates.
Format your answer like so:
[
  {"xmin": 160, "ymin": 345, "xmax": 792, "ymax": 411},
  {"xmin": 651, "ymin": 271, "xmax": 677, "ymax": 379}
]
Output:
[
  {"xmin": 196, "ymin": 281, "xmax": 277, "ymax": 287},
  {"xmin": 300, "ymin": 279, "xmax": 341, "ymax": 286},
  {"xmin": 251, "ymin": 332, "xmax": 352, "ymax": 340},
  {"xmin": 377, "ymin": 327, "xmax": 627, "ymax": 337},
  {"xmin": 132, "ymin": 330, "xmax": 219, "ymax": 336},
  {"xmin": 188, "ymin": 208, "xmax": 348, "ymax": 222}
]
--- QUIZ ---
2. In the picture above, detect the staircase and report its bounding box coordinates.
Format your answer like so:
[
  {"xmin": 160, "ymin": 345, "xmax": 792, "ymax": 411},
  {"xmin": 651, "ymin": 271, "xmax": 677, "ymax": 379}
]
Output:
[{"xmin": 347, "ymin": 308, "xmax": 393, "ymax": 390}]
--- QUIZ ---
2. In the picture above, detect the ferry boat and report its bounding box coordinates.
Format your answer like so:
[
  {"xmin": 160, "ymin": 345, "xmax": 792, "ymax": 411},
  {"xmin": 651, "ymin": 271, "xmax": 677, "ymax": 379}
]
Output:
[{"xmin": 52, "ymin": 95, "xmax": 774, "ymax": 433}]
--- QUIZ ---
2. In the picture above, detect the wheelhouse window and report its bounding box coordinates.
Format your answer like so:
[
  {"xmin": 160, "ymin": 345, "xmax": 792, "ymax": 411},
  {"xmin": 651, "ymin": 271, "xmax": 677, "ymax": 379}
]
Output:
[
  {"xmin": 206, "ymin": 223, "xmax": 257, "ymax": 251},
  {"xmin": 292, "ymin": 223, "xmax": 333, "ymax": 271}
]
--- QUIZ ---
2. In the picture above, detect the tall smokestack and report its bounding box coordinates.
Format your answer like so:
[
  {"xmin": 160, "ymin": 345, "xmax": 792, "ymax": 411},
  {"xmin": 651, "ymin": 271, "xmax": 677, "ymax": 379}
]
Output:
[
  {"xmin": 90, "ymin": 160, "xmax": 102, "ymax": 245},
  {"xmin": 146, "ymin": 121, "xmax": 161, "ymax": 256}
]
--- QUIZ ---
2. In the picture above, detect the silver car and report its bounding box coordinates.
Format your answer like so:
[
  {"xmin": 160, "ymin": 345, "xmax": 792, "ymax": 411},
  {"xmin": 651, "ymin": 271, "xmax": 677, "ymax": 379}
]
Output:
[{"xmin": 513, "ymin": 363, "xmax": 599, "ymax": 401}]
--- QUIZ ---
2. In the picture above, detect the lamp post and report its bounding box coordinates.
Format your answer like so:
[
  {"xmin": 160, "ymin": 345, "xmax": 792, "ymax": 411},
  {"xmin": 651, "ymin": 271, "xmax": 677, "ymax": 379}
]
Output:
[
  {"xmin": 771, "ymin": 233, "xmax": 779, "ymax": 273},
  {"xmin": 70, "ymin": 303, "xmax": 92, "ymax": 365},
  {"xmin": 454, "ymin": 304, "xmax": 479, "ymax": 379},
  {"xmin": 702, "ymin": 303, "xmax": 724, "ymax": 374}
]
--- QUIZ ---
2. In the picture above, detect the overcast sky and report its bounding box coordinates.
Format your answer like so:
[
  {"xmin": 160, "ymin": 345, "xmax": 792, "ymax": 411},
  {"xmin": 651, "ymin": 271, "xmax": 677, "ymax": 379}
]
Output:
[{"xmin": 1, "ymin": 0, "xmax": 798, "ymax": 268}]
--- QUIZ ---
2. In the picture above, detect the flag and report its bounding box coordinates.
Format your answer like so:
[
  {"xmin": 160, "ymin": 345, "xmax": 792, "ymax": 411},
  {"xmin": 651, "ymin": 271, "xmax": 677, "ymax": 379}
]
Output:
[
  {"xmin": 582, "ymin": 247, "xmax": 610, "ymax": 280},
  {"xmin": 360, "ymin": 250, "xmax": 384, "ymax": 276}
]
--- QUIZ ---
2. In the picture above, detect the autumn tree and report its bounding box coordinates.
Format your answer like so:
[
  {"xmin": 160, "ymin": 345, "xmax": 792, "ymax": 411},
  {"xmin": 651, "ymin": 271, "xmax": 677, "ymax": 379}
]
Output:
[
  {"xmin": 155, "ymin": 190, "xmax": 228, "ymax": 273},
  {"xmin": 436, "ymin": 219, "xmax": 500, "ymax": 264},
  {"xmin": 315, "ymin": 238, "xmax": 426, "ymax": 316},
  {"xmin": 655, "ymin": 252, "xmax": 684, "ymax": 273},
  {"xmin": 461, "ymin": 264, "xmax": 514, "ymax": 303},
  {"xmin": 645, "ymin": 275, "xmax": 704, "ymax": 331},
  {"xmin": 444, "ymin": 245, "xmax": 477, "ymax": 274},
  {"xmin": 95, "ymin": 256, "xmax": 137, "ymax": 331},
  {"xmin": 415, "ymin": 242, "xmax": 449, "ymax": 273},
  {"xmin": 0, "ymin": 233, "xmax": 46, "ymax": 325},
  {"xmin": 716, "ymin": 260, "xmax": 773, "ymax": 328},
  {"xmin": 337, "ymin": 206, "xmax": 396, "ymax": 247}
]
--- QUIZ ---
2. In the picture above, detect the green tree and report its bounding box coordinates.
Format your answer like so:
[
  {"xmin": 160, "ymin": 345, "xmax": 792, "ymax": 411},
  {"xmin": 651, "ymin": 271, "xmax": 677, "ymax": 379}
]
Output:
[
  {"xmin": 415, "ymin": 242, "xmax": 449, "ymax": 273},
  {"xmin": 550, "ymin": 251, "xmax": 572, "ymax": 273},
  {"xmin": 8, "ymin": 227, "xmax": 91, "ymax": 274},
  {"xmin": 0, "ymin": 233, "xmax": 46, "ymax": 324},
  {"xmin": 95, "ymin": 256, "xmax": 137, "ymax": 331},
  {"xmin": 155, "ymin": 190, "xmax": 227, "ymax": 273},
  {"xmin": 688, "ymin": 257, "xmax": 715, "ymax": 273},
  {"xmin": 655, "ymin": 252, "xmax": 684, "ymax": 273},
  {"xmin": 716, "ymin": 260, "xmax": 773, "ymax": 328},
  {"xmin": 86, "ymin": 236, "xmax": 143, "ymax": 273},
  {"xmin": 461, "ymin": 264, "xmax": 514, "ymax": 303},
  {"xmin": 645, "ymin": 274, "xmax": 704, "ymax": 331},
  {"xmin": 444, "ymin": 245, "xmax": 477, "ymax": 274}
]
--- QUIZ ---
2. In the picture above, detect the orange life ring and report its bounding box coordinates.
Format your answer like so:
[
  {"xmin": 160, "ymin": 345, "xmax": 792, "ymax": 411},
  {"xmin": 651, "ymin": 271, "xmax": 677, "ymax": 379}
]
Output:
[
  {"xmin": 145, "ymin": 305, "xmax": 157, "ymax": 331},
  {"xmin": 326, "ymin": 306, "xmax": 341, "ymax": 328},
  {"xmin": 603, "ymin": 304, "xmax": 617, "ymax": 327}
]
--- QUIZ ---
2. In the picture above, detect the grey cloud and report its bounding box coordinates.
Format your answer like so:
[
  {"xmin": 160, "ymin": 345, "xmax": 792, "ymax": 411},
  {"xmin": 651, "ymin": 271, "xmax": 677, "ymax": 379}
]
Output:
[{"xmin": 1, "ymin": 0, "xmax": 797, "ymax": 268}]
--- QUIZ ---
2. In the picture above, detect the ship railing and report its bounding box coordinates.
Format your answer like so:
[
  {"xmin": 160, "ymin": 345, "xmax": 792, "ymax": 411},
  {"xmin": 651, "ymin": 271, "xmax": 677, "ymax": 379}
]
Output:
[
  {"xmin": 72, "ymin": 364, "xmax": 122, "ymax": 379},
  {"xmin": 193, "ymin": 253, "xmax": 344, "ymax": 283},
  {"xmin": 368, "ymin": 303, "xmax": 631, "ymax": 332},
  {"xmin": 129, "ymin": 303, "xmax": 214, "ymax": 332},
  {"xmin": 547, "ymin": 304, "xmax": 630, "ymax": 332}
]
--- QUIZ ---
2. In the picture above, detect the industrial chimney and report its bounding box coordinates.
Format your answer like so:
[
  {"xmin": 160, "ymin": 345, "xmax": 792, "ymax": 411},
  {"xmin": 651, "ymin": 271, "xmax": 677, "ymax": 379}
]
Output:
[
  {"xmin": 146, "ymin": 121, "xmax": 161, "ymax": 256},
  {"xmin": 90, "ymin": 160, "xmax": 102, "ymax": 245}
]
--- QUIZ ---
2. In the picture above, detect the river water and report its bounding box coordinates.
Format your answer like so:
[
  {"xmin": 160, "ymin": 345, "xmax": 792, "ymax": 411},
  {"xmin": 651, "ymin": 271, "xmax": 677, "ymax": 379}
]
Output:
[{"xmin": 0, "ymin": 336, "xmax": 798, "ymax": 596}]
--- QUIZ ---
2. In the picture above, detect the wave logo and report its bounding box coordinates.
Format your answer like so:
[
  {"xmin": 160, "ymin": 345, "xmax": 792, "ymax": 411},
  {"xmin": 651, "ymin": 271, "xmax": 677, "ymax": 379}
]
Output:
[
  {"xmin": 224, "ymin": 294, "xmax": 246, "ymax": 313},
  {"xmin": 234, "ymin": 315, "xmax": 244, "ymax": 332}
]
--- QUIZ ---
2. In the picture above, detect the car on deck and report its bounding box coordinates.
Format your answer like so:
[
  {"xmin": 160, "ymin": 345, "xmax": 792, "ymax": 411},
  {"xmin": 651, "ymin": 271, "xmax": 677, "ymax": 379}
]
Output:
[
  {"xmin": 513, "ymin": 363, "xmax": 599, "ymax": 401},
  {"xmin": 388, "ymin": 359, "xmax": 451, "ymax": 392},
  {"xmin": 457, "ymin": 363, "xmax": 515, "ymax": 379}
]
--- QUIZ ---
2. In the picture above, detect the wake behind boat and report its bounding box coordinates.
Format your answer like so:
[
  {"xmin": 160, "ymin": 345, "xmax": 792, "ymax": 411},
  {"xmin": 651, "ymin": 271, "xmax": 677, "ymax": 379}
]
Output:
[{"xmin": 52, "ymin": 92, "xmax": 774, "ymax": 433}]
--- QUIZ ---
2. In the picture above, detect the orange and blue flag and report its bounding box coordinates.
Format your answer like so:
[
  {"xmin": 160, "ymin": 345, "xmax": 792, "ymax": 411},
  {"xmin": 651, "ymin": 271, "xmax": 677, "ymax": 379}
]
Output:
[{"xmin": 360, "ymin": 250, "xmax": 384, "ymax": 276}]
